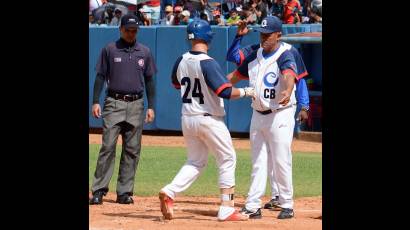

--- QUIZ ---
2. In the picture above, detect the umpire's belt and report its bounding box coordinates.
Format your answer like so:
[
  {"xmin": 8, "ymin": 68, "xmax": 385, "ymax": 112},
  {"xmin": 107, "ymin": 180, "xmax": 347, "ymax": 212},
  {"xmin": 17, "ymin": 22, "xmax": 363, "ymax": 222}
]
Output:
[{"xmin": 107, "ymin": 91, "xmax": 143, "ymax": 102}]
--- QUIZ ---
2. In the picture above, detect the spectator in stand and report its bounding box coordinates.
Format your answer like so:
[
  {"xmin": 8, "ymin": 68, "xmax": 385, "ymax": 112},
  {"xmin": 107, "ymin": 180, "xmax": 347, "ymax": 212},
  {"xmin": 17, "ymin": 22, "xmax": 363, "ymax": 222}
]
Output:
[
  {"xmin": 241, "ymin": 5, "xmax": 257, "ymax": 25},
  {"xmin": 270, "ymin": 0, "xmax": 284, "ymax": 19},
  {"xmin": 173, "ymin": 5, "xmax": 183, "ymax": 25},
  {"xmin": 139, "ymin": 7, "xmax": 152, "ymax": 26},
  {"xmin": 201, "ymin": 0, "xmax": 216, "ymax": 22},
  {"xmin": 200, "ymin": 12, "xmax": 209, "ymax": 22},
  {"xmin": 281, "ymin": 0, "xmax": 302, "ymax": 24},
  {"xmin": 226, "ymin": 9, "xmax": 241, "ymax": 25},
  {"xmin": 253, "ymin": 0, "xmax": 268, "ymax": 24},
  {"xmin": 164, "ymin": 5, "xmax": 175, "ymax": 25},
  {"xmin": 210, "ymin": 10, "xmax": 225, "ymax": 26},
  {"xmin": 162, "ymin": 0, "xmax": 177, "ymax": 15},
  {"xmin": 143, "ymin": 0, "xmax": 161, "ymax": 25},
  {"xmin": 222, "ymin": 0, "xmax": 242, "ymax": 18},
  {"xmin": 109, "ymin": 8, "xmax": 122, "ymax": 26},
  {"xmin": 179, "ymin": 10, "xmax": 193, "ymax": 25},
  {"xmin": 89, "ymin": 12, "xmax": 97, "ymax": 25},
  {"xmin": 135, "ymin": 4, "xmax": 146, "ymax": 25},
  {"xmin": 307, "ymin": 0, "xmax": 322, "ymax": 23},
  {"xmin": 306, "ymin": 7, "xmax": 321, "ymax": 23}
]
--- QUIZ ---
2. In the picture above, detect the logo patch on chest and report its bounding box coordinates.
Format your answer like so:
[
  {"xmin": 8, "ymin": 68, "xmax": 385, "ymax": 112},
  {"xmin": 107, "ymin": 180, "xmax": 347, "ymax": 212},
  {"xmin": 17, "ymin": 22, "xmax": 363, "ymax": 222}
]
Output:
[
  {"xmin": 263, "ymin": 72, "xmax": 279, "ymax": 87},
  {"xmin": 138, "ymin": 59, "xmax": 144, "ymax": 67},
  {"xmin": 114, "ymin": 57, "xmax": 122, "ymax": 62}
]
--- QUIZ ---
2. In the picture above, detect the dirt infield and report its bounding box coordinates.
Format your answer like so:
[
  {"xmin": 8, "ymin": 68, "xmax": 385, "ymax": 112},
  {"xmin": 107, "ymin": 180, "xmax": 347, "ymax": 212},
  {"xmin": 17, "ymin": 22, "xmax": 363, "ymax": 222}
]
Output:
[
  {"xmin": 89, "ymin": 193, "xmax": 322, "ymax": 230},
  {"xmin": 89, "ymin": 134, "xmax": 322, "ymax": 153}
]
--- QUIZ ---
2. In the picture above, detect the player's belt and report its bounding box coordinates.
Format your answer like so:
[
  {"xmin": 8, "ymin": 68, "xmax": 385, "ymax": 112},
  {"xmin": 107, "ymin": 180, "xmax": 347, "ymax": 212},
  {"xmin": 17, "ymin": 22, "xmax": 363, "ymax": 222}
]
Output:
[
  {"xmin": 256, "ymin": 105, "xmax": 294, "ymax": 115},
  {"xmin": 256, "ymin": 109, "xmax": 273, "ymax": 115},
  {"xmin": 107, "ymin": 91, "xmax": 143, "ymax": 102}
]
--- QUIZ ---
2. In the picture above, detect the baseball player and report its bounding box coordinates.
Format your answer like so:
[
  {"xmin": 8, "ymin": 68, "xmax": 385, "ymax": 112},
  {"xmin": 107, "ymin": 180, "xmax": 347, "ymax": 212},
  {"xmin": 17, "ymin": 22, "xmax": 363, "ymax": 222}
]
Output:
[
  {"xmin": 158, "ymin": 19, "xmax": 254, "ymax": 221},
  {"xmin": 226, "ymin": 19, "xmax": 309, "ymax": 210},
  {"xmin": 229, "ymin": 16, "xmax": 303, "ymax": 219}
]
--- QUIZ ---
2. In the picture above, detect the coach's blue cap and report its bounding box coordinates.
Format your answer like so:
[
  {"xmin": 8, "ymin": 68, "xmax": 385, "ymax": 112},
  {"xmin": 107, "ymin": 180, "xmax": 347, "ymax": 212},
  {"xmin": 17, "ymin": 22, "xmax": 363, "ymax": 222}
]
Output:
[{"xmin": 254, "ymin": 16, "xmax": 282, "ymax": 34}]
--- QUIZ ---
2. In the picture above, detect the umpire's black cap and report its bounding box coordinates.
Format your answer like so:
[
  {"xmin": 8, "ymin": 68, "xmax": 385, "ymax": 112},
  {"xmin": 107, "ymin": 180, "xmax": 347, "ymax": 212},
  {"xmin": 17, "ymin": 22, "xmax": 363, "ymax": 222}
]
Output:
[{"xmin": 120, "ymin": 14, "xmax": 139, "ymax": 29}]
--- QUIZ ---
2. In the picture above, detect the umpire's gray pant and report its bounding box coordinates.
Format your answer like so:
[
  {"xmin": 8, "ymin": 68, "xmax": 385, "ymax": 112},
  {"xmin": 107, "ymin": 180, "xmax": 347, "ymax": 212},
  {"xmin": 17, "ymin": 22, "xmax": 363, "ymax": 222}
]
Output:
[{"xmin": 91, "ymin": 96, "xmax": 144, "ymax": 196}]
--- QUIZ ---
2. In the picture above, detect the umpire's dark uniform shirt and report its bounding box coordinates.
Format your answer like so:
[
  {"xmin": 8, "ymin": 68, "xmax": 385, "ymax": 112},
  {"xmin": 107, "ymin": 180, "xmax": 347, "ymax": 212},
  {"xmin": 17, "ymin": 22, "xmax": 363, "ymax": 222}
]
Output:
[{"xmin": 96, "ymin": 38, "xmax": 156, "ymax": 95}]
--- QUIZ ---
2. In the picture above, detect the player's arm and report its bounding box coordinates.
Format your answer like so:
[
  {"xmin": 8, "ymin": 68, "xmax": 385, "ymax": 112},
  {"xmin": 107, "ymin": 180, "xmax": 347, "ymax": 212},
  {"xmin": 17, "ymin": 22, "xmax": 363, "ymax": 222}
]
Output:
[
  {"xmin": 290, "ymin": 46, "xmax": 309, "ymax": 108},
  {"xmin": 201, "ymin": 59, "xmax": 254, "ymax": 100},
  {"xmin": 296, "ymin": 78, "xmax": 310, "ymax": 110},
  {"xmin": 278, "ymin": 51, "xmax": 299, "ymax": 105},
  {"xmin": 170, "ymin": 56, "xmax": 183, "ymax": 90},
  {"xmin": 296, "ymin": 78, "xmax": 310, "ymax": 122}
]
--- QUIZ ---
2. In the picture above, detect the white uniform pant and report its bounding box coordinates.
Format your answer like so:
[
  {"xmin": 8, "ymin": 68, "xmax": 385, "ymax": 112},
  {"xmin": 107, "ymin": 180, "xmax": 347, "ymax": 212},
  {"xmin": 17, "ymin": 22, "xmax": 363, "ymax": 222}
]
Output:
[
  {"xmin": 162, "ymin": 115, "xmax": 236, "ymax": 199},
  {"xmin": 245, "ymin": 105, "xmax": 296, "ymax": 210}
]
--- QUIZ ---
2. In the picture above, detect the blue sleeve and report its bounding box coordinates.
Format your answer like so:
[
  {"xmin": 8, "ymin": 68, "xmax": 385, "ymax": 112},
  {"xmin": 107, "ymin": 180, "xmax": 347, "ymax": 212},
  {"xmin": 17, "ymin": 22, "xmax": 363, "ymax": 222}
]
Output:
[
  {"xmin": 290, "ymin": 46, "xmax": 308, "ymax": 79},
  {"xmin": 200, "ymin": 59, "xmax": 233, "ymax": 98},
  {"xmin": 171, "ymin": 56, "xmax": 183, "ymax": 89},
  {"xmin": 296, "ymin": 78, "xmax": 310, "ymax": 108},
  {"xmin": 277, "ymin": 50, "xmax": 298, "ymax": 76},
  {"xmin": 235, "ymin": 50, "xmax": 258, "ymax": 79},
  {"xmin": 226, "ymin": 35, "xmax": 243, "ymax": 65}
]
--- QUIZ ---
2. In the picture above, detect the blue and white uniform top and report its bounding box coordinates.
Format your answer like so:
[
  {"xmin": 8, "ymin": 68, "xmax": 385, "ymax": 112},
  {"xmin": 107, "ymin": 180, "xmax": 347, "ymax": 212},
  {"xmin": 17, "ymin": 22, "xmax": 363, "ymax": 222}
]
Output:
[
  {"xmin": 235, "ymin": 42, "xmax": 299, "ymax": 111},
  {"xmin": 171, "ymin": 51, "xmax": 233, "ymax": 117}
]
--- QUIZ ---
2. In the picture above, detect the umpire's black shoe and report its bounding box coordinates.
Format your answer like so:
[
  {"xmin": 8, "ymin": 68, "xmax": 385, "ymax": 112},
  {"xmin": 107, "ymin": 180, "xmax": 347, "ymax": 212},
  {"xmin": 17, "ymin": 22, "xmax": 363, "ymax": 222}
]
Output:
[
  {"xmin": 277, "ymin": 208, "xmax": 294, "ymax": 219},
  {"xmin": 264, "ymin": 196, "xmax": 280, "ymax": 209},
  {"xmin": 240, "ymin": 207, "xmax": 262, "ymax": 219},
  {"xmin": 116, "ymin": 194, "xmax": 134, "ymax": 204},
  {"xmin": 89, "ymin": 190, "xmax": 105, "ymax": 205}
]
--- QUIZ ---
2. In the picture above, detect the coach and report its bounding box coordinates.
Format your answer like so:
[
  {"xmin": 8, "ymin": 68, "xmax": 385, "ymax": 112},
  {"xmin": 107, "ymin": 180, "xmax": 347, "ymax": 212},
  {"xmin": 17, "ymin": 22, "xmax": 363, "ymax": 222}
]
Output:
[{"xmin": 89, "ymin": 14, "xmax": 157, "ymax": 205}]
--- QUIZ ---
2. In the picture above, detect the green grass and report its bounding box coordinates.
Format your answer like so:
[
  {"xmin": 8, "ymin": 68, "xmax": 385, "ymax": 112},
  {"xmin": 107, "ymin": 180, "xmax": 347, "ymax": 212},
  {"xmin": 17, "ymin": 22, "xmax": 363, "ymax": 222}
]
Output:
[{"xmin": 89, "ymin": 145, "xmax": 321, "ymax": 198}]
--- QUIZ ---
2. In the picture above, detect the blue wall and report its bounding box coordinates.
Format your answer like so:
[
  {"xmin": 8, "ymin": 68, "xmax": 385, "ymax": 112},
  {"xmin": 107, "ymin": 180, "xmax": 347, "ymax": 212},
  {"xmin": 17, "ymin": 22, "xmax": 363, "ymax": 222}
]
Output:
[{"xmin": 89, "ymin": 25, "xmax": 322, "ymax": 132}]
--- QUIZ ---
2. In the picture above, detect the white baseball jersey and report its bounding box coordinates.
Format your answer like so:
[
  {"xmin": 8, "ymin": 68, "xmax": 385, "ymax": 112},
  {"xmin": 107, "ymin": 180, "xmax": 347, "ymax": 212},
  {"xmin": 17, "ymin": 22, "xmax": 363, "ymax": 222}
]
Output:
[
  {"xmin": 171, "ymin": 51, "xmax": 233, "ymax": 116},
  {"xmin": 235, "ymin": 42, "xmax": 298, "ymax": 111}
]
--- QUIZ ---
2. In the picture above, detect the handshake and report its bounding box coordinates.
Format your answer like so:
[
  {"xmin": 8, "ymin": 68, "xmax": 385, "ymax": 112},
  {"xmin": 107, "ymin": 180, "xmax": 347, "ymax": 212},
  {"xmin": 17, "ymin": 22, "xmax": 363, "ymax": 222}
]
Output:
[{"xmin": 240, "ymin": 87, "xmax": 256, "ymax": 99}]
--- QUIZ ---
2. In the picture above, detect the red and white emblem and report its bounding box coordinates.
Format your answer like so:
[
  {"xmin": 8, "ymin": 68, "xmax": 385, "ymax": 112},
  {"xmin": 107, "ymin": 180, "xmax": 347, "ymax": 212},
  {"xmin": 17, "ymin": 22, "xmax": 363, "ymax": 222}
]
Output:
[{"xmin": 138, "ymin": 59, "xmax": 144, "ymax": 67}]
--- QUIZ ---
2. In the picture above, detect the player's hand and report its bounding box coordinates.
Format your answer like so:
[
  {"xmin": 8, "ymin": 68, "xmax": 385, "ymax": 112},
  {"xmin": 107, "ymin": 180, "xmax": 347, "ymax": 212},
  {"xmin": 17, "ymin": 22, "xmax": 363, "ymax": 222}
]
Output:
[
  {"xmin": 244, "ymin": 87, "xmax": 256, "ymax": 100},
  {"xmin": 278, "ymin": 90, "xmax": 291, "ymax": 105},
  {"xmin": 145, "ymin": 108, "xmax": 155, "ymax": 123},
  {"xmin": 92, "ymin": 104, "xmax": 101, "ymax": 118},
  {"xmin": 237, "ymin": 20, "xmax": 249, "ymax": 36},
  {"xmin": 297, "ymin": 110, "xmax": 308, "ymax": 123}
]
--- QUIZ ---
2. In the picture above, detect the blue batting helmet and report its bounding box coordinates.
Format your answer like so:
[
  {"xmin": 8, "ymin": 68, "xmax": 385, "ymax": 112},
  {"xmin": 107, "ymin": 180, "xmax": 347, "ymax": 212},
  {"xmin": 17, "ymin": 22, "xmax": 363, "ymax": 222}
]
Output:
[{"xmin": 187, "ymin": 19, "xmax": 215, "ymax": 43}]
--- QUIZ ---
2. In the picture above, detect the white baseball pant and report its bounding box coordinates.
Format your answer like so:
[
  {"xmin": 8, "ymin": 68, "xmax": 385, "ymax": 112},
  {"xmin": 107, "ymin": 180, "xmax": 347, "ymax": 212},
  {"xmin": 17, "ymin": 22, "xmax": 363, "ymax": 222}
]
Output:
[
  {"xmin": 245, "ymin": 105, "xmax": 296, "ymax": 210},
  {"xmin": 161, "ymin": 115, "xmax": 236, "ymax": 199}
]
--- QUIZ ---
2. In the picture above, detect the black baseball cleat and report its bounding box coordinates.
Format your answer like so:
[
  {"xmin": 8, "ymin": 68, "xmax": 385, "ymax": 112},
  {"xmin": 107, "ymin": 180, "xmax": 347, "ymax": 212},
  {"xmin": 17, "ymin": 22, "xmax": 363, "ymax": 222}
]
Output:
[
  {"xmin": 116, "ymin": 194, "xmax": 134, "ymax": 204},
  {"xmin": 277, "ymin": 208, "xmax": 294, "ymax": 219},
  {"xmin": 89, "ymin": 190, "xmax": 105, "ymax": 205},
  {"xmin": 240, "ymin": 207, "xmax": 262, "ymax": 219},
  {"xmin": 264, "ymin": 196, "xmax": 280, "ymax": 209}
]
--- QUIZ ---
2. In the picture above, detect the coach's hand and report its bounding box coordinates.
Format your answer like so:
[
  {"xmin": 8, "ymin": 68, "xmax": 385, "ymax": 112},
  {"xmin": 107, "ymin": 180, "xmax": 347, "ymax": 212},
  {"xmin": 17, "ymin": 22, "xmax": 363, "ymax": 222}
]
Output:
[
  {"xmin": 92, "ymin": 104, "xmax": 102, "ymax": 118},
  {"xmin": 278, "ymin": 90, "xmax": 291, "ymax": 106},
  {"xmin": 237, "ymin": 20, "xmax": 249, "ymax": 36},
  {"xmin": 145, "ymin": 108, "xmax": 155, "ymax": 123}
]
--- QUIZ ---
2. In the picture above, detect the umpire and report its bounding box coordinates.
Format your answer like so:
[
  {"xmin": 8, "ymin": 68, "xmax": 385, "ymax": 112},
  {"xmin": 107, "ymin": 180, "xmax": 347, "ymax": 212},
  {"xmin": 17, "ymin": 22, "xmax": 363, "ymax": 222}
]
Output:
[{"xmin": 89, "ymin": 14, "xmax": 157, "ymax": 205}]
